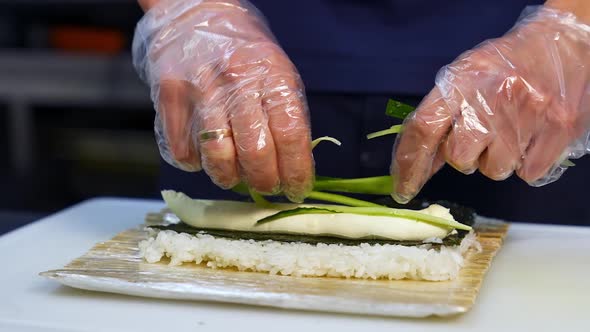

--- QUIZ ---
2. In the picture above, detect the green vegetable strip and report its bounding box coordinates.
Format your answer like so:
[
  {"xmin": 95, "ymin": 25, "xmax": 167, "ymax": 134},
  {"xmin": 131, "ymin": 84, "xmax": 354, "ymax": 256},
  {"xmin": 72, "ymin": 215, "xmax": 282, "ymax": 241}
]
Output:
[
  {"xmin": 311, "ymin": 136, "xmax": 342, "ymax": 149},
  {"xmin": 313, "ymin": 175, "xmax": 392, "ymax": 195},
  {"xmin": 306, "ymin": 191, "xmax": 383, "ymax": 208},
  {"xmin": 256, "ymin": 207, "xmax": 337, "ymax": 225},
  {"xmin": 236, "ymin": 175, "xmax": 394, "ymax": 197},
  {"xmin": 366, "ymin": 125, "xmax": 403, "ymax": 140},
  {"xmin": 339, "ymin": 206, "xmax": 472, "ymax": 230},
  {"xmin": 256, "ymin": 206, "xmax": 472, "ymax": 231},
  {"xmin": 314, "ymin": 175, "xmax": 342, "ymax": 181},
  {"xmin": 385, "ymin": 99, "xmax": 415, "ymax": 119}
]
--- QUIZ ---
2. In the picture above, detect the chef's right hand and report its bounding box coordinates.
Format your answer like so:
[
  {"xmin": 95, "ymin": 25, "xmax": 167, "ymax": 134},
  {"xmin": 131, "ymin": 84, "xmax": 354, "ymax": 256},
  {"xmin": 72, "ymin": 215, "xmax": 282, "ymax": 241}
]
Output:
[{"xmin": 133, "ymin": 0, "xmax": 314, "ymax": 202}]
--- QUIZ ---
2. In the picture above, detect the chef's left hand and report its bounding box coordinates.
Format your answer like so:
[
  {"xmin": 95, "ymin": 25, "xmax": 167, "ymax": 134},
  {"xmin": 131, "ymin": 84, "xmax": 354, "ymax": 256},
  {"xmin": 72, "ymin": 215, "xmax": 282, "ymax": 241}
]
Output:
[{"xmin": 391, "ymin": 2, "xmax": 590, "ymax": 203}]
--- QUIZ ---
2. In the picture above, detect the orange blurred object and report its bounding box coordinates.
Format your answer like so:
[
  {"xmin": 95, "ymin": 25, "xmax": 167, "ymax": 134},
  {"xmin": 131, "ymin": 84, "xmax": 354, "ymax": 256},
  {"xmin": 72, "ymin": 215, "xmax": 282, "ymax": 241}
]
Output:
[{"xmin": 50, "ymin": 26, "xmax": 125, "ymax": 54}]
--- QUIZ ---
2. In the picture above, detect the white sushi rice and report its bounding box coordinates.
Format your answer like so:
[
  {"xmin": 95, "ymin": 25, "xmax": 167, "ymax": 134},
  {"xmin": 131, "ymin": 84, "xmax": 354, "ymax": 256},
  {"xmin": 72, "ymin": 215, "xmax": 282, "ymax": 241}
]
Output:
[{"xmin": 139, "ymin": 230, "xmax": 481, "ymax": 281}]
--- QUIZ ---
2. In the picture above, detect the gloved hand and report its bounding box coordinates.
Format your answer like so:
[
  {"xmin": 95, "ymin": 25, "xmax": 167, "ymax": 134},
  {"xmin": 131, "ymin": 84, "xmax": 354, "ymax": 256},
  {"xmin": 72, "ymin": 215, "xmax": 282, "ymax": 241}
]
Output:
[
  {"xmin": 391, "ymin": 6, "xmax": 590, "ymax": 204},
  {"xmin": 133, "ymin": 0, "xmax": 313, "ymax": 202}
]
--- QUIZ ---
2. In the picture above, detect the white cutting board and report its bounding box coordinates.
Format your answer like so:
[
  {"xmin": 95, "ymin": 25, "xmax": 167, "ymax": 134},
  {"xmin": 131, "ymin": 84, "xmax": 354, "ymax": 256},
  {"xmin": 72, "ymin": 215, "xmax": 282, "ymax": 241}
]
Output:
[{"xmin": 0, "ymin": 198, "xmax": 588, "ymax": 332}]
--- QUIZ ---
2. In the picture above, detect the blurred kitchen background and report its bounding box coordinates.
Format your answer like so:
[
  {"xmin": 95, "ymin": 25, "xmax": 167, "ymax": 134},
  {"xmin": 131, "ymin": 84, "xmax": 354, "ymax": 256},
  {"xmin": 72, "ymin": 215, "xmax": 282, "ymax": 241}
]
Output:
[{"xmin": 0, "ymin": 1, "xmax": 158, "ymax": 230}]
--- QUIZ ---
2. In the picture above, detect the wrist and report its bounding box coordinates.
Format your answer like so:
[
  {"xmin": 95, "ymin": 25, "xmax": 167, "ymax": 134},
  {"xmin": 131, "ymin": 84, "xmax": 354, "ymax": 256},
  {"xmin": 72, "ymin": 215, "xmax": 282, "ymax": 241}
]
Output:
[
  {"xmin": 138, "ymin": 0, "xmax": 161, "ymax": 12},
  {"xmin": 545, "ymin": 0, "xmax": 590, "ymax": 24}
]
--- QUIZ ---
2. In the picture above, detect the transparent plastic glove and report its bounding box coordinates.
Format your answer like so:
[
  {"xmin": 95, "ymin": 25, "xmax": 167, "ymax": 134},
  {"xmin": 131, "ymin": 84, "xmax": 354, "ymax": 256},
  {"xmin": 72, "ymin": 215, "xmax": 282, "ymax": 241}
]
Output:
[
  {"xmin": 133, "ymin": 0, "xmax": 313, "ymax": 202},
  {"xmin": 391, "ymin": 6, "xmax": 590, "ymax": 204}
]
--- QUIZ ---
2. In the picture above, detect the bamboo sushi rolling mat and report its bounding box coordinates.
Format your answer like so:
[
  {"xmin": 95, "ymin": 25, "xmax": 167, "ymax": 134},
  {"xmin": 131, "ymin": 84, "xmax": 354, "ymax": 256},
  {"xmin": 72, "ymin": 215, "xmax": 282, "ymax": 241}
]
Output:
[{"xmin": 40, "ymin": 212, "xmax": 508, "ymax": 318}]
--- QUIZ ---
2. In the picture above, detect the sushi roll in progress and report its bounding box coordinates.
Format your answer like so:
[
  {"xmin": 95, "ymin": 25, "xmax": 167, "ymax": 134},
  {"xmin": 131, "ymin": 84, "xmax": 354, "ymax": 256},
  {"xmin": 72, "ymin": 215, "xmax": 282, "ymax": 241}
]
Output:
[{"xmin": 140, "ymin": 191, "xmax": 481, "ymax": 281}]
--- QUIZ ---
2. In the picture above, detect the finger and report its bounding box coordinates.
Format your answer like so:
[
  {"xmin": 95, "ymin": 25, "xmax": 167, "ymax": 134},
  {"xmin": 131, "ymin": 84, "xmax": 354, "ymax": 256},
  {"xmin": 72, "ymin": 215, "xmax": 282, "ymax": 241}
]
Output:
[
  {"xmin": 443, "ymin": 107, "xmax": 493, "ymax": 174},
  {"xmin": 196, "ymin": 99, "xmax": 240, "ymax": 189},
  {"xmin": 513, "ymin": 77, "xmax": 569, "ymax": 184},
  {"xmin": 223, "ymin": 46, "xmax": 281, "ymax": 194},
  {"xmin": 391, "ymin": 88, "xmax": 452, "ymax": 203},
  {"xmin": 478, "ymin": 78, "xmax": 525, "ymax": 180},
  {"xmin": 158, "ymin": 79, "xmax": 201, "ymax": 171},
  {"xmin": 263, "ymin": 54, "xmax": 313, "ymax": 202},
  {"xmin": 430, "ymin": 145, "xmax": 446, "ymax": 177},
  {"xmin": 517, "ymin": 126, "xmax": 569, "ymax": 184},
  {"xmin": 517, "ymin": 102, "xmax": 571, "ymax": 184},
  {"xmin": 478, "ymin": 139, "xmax": 518, "ymax": 180},
  {"xmin": 228, "ymin": 80, "xmax": 280, "ymax": 194},
  {"xmin": 194, "ymin": 73, "xmax": 240, "ymax": 189}
]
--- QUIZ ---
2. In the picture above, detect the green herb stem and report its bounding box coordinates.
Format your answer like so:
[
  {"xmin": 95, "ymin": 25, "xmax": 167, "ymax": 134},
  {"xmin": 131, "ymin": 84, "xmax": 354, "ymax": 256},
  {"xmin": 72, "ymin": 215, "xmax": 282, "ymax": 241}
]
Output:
[
  {"xmin": 231, "ymin": 181, "xmax": 250, "ymax": 195},
  {"xmin": 561, "ymin": 159, "xmax": 576, "ymax": 167},
  {"xmin": 248, "ymin": 188, "xmax": 272, "ymax": 208},
  {"xmin": 366, "ymin": 125, "xmax": 403, "ymax": 140},
  {"xmin": 311, "ymin": 136, "xmax": 342, "ymax": 149}
]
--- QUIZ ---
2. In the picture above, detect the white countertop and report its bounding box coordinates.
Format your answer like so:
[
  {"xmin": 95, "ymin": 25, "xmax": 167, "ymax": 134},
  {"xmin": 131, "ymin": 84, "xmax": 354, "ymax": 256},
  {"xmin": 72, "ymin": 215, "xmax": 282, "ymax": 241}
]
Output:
[{"xmin": 0, "ymin": 197, "xmax": 588, "ymax": 332}]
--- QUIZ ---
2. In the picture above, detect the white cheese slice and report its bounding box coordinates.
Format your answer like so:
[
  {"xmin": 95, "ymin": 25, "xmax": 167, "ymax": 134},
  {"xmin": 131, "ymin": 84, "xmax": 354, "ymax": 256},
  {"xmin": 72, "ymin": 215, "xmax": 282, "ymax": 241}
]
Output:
[{"xmin": 161, "ymin": 190, "xmax": 455, "ymax": 241}]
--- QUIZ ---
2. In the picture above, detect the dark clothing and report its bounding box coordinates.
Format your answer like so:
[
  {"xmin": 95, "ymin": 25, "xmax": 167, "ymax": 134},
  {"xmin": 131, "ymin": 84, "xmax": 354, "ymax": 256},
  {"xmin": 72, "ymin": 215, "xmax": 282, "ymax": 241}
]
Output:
[{"xmin": 252, "ymin": 0, "xmax": 544, "ymax": 94}]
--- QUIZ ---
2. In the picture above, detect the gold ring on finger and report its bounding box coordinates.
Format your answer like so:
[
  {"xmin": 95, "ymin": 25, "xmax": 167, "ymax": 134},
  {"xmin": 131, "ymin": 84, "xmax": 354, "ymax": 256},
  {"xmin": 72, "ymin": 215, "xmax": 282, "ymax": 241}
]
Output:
[{"xmin": 198, "ymin": 128, "xmax": 233, "ymax": 142}]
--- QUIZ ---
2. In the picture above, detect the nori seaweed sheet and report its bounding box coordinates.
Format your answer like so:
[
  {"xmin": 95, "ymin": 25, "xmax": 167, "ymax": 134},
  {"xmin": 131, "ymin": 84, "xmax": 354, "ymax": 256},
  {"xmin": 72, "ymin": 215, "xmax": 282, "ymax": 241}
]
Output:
[
  {"xmin": 149, "ymin": 198, "xmax": 476, "ymax": 247},
  {"xmin": 148, "ymin": 223, "xmax": 468, "ymax": 246}
]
